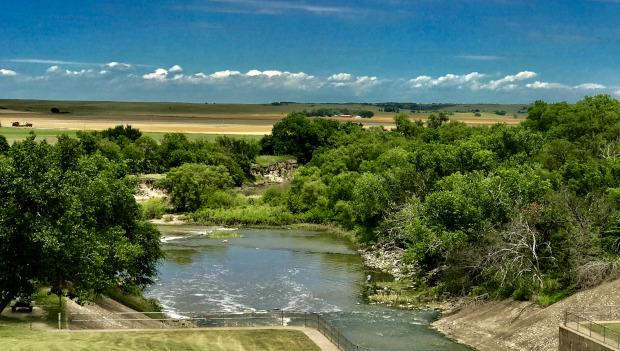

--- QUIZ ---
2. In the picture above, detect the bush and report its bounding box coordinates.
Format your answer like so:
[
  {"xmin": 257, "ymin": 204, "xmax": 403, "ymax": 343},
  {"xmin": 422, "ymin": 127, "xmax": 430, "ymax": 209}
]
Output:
[
  {"xmin": 141, "ymin": 198, "xmax": 167, "ymax": 219},
  {"xmin": 262, "ymin": 186, "xmax": 287, "ymax": 206},
  {"xmin": 202, "ymin": 190, "xmax": 245, "ymax": 209},
  {"xmin": 191, "ymin": 205, "xmax": 296, "ymax": 226}
]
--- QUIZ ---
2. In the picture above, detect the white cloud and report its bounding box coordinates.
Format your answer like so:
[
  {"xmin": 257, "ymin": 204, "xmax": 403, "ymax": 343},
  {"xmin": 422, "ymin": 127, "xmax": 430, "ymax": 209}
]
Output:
[
  {"xmin": 45, "ymin": 65, "xmax": 94, "ymax": 77},
  {"xmin": 246, "ymin": 69, "xmax": 283, "ymax": 78},
  {"xmin": 526, "ymin": 81, "xmax": 570, "ymax": 89},
  {"xmin": 143, "ymin": 68, "xmax": 169, "ymax": 81},
  {"xmin": 169, "ymin": 65, "xmax": 183, "ymax": 74},
  {"xmin": 574, "ymin": 83, "xmax": 606, "ymax": 90},
  {"xmin": 328, "ymin": 73, "xmax": 353, "ymax": 82},
  {"xmin": 210, "ymin": 70, "xmax": 241, "ymax": 79},
  {"xmin": 0, "ymin": 69, "xmax": 17, "ymax": 77},
  {"xmin": 46, "ymin": 65, "xmax": 61, "ymax": 73},
  {"xmin": 484, "ymin": 71, "xmax": 537, "ymax": 90},
  {"xmin": 104, "ymin": 62, "xmax": 132, "ymax": 70},
  {"xmin": 410, "ymin": 72, "xmax": 485, "ymax": 89}
]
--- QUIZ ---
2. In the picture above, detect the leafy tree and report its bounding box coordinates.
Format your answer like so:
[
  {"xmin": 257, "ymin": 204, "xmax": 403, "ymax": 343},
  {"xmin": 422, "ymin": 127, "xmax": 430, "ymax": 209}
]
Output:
[
  {"xmin": 427, "ymin": 112, "xmax": 450, "ymax": 129},
  {"xmin": 156, "ymin": 163, "xmax": 234, "ymax": 211},
  {"xmin": 0, "ymin": 135, "xmax": 9, "ymax": 153},
  {"xmin": 0, "ymin": 138, "xmax": 162, "ymax": 312}
]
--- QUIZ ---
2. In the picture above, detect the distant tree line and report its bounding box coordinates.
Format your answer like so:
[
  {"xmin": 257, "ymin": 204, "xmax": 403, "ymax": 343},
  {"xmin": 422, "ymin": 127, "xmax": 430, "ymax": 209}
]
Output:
[{"xmin": 298, "ymin": 108, "xmax": 374, "ymax": 118}]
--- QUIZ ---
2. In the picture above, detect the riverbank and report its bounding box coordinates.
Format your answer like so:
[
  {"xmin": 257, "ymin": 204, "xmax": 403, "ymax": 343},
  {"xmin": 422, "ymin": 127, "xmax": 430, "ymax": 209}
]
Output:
[{"xmin": 432, "ymin": 276, "xmax": 620, "ymax": 351}]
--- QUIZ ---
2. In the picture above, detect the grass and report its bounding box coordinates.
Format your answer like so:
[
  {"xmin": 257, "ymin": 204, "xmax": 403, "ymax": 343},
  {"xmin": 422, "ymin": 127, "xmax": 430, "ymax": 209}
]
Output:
[
  {"xmin": 207, "ymin": 230, "xmax": 242, "ymax": 239},
  {"xmin": 255, "ymin": 155, "xmax": 295, "ymax": 167},
  {"xmin": 191, "ymin": 205, "xmax": 296, "ymax": 226},
  {"xmin": 31, "ymin": 289, "xmax": 67, "ymax": 329},
  {"xmin": 0, "ymin": 329, "xmax": 321, "ymax": 351},
  {"xmin": 0, "ymin": 127, "xmax": 76, "ymax": 143},
  {"xmin": 0, "ymin": 99, "xmax": 387, "ymax": 116},
  {"xmin": 0, "ymin": 127, "xmax": 261, "ymax": 144},
  {"xmin": 103, "ymin": 288, "xmax": 164, "ymax": 319}
]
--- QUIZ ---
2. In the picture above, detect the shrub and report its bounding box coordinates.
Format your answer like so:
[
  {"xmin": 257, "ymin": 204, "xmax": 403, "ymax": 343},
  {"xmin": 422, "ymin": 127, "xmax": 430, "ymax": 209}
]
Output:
[
  {"xmin": 141, "ymin": 198, "xmax": 167, "ymax": 219},
  {"xmin": 191, "ymin": 205, "xmax": 296, "ymax": 226}
]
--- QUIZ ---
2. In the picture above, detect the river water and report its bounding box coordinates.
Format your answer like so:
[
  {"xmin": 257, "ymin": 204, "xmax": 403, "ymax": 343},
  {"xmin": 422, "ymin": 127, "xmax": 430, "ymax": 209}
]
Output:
[{"xmin": 146, "ymin": 225, "xmax": 471, "ymax": 351}]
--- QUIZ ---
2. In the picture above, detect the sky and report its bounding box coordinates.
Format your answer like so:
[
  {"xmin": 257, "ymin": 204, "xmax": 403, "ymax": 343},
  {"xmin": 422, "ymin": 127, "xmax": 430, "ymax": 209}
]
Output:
[{"xmin": 1, "ymin": 0, "xmax": 619, "ymax": 103}]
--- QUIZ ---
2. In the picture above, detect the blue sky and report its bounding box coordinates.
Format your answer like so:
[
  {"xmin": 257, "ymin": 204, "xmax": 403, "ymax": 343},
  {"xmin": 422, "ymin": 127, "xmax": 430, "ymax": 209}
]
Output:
[{"xmin": 1, "ymin": 0, "xmax": 619, "ymax": 103}]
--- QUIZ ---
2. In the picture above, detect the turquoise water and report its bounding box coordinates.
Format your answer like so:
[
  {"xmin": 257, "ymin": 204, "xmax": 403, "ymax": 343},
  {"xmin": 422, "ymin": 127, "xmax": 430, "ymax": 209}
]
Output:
[{"xmin": 146, "ymin": 225, "xmax": 471, "ymax": 351}]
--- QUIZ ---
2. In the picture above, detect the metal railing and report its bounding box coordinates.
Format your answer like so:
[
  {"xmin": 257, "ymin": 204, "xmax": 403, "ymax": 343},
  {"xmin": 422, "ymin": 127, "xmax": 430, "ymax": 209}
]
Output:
[
  {"xmin": 68, "ymin": 310, "xmax": 372, "ymax": 351},
  {"xmin": 564, "ymin": 311, "xmax": 620, "ymax": 349}
]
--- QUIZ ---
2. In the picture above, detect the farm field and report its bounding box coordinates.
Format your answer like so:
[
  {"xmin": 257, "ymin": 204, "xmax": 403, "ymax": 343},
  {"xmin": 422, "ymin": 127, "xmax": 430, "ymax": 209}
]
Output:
[
  {"xmin": 0, "ymin": 328, "xmax": 321, "ymax": 351},
  {"xmin": 0, "ymin": 100, "xmax": 526, "ymax": 140}
]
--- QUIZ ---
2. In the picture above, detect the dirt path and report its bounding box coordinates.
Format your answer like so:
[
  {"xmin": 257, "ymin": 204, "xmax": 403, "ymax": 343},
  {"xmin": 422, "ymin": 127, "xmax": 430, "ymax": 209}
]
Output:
[{"xmin": 433, "ymin": 277, "xmax": 620, "ymax": 351}]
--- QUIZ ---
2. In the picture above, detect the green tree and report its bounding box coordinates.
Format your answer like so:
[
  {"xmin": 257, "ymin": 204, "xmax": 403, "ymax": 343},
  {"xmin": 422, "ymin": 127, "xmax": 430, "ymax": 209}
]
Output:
[
  {"xmin": 0, "ymin": 138, "xmax": 162, "ymax": 312},
  {"xmin": 156, "ymin": 163, "xmax": 234, "ymax": 211},
  {"xmin": 427, "ymin": 112, "xmax": 450, "ymax": 129},
  {"xmin": 0, "ymin": 135, "xmax": 9, "ymax": 153}
]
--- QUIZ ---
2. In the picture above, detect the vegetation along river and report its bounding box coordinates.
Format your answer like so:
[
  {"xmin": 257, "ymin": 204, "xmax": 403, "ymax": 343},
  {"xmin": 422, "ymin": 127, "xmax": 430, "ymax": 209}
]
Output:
[{"xmin": 146, "ymin": 225, "xmax": 471, "ymax": 351}]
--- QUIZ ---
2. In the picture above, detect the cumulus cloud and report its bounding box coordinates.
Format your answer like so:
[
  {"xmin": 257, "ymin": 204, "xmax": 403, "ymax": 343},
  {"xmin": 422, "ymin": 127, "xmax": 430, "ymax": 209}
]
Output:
[
  {"xmin": 246, "ymin": 69, "xmax": 285, "ymax": 78},
  {"xmin": 169, "ymin": 65, "xmax": 183, "ymax": 74},
  {"xmin": 410, "ymin": 72, "xmax": 485, "ymax": 89},
  {"xmin": 104, "ymin": 62, "xmax": 132, "ymax": 70},
  {"xmin": 526, "ymin": 81, "xmax": 570, "ymax": 89},
  {"xmin": 0, "ymin": 69, "xmax": 17, "ymax": 77},
  {"xmin": 210, "ymin": 70, "xmax": 241, "ymax": 79},
  {"xmin": 327, "ymin": 73, "xmax": 380, "ymax": 94},
  {"xmin": 143, "ymin": 68, "xmax": 170, "ymax": 81},
  {"xmin": 484, "ymin": 71, "xmax": 537, "ymax": 90},
  {"xmin": 328, "ymin": 73, "xmax": 353, "ymax": 82}
]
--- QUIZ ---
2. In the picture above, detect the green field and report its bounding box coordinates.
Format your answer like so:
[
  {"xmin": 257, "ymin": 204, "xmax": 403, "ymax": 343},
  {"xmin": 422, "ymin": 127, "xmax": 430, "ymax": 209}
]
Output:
[
  {"xmin": 0, "ymin": 328, "xmax": 320, "ymax": 351},
  {"xmin": 0, "ymin": 127, "xmax": 262, "ymax": 144},
  {"xmin": 0, "ymin": 99, "xmax": 386, "ymax": 116},
  {"xmin": 0, "ymin": 99, "xmax": 527, "ymax": 116}
]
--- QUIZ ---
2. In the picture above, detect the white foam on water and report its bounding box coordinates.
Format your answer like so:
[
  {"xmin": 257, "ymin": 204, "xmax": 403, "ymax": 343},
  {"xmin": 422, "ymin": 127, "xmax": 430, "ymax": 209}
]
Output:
[{"xmin": 160, "ymin": 236, "xmax": 184, "ymax": 243}]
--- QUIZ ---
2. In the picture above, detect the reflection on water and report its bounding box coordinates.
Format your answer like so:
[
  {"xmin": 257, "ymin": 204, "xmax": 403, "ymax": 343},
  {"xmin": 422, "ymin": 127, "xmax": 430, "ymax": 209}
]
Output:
[{"xmin": 147, "ymin": 225, "xmax": 471, "ymax": 351}]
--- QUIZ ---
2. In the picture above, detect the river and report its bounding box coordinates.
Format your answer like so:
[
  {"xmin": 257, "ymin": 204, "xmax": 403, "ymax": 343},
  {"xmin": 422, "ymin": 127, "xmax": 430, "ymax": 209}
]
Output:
[{"xmin": 146, "ymin": 225, "xmax": 471, "ymax": 351}]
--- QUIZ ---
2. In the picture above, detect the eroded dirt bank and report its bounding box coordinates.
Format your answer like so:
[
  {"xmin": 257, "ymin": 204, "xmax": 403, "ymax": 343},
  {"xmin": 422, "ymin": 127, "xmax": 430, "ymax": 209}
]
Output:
[{"xmin": 433, "ymin": 277, "xmax": 620, "ymax": 351}]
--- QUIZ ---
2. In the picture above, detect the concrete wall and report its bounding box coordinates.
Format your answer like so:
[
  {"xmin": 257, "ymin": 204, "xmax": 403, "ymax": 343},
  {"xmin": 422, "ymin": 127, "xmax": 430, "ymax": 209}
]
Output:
[{"xmin": 559, "ymin": 325, "xmax": 618, "ymax": 351}]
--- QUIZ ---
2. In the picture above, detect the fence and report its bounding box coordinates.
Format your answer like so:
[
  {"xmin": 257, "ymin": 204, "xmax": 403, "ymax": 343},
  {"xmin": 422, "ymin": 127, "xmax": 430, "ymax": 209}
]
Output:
[
  {"xmin": 68, "ymin": 310, "xmax": 372, "ymax": 351},
  {"xmin": 564, "ymin": 311, "xmax": 620, "ymax": 349}
]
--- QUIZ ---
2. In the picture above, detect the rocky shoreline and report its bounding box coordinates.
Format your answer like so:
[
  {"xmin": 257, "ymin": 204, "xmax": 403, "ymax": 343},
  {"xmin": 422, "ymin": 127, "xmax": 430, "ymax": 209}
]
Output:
[{"xmin": 358, "ymin": 242, "xmax": 414, "ymax": 281}]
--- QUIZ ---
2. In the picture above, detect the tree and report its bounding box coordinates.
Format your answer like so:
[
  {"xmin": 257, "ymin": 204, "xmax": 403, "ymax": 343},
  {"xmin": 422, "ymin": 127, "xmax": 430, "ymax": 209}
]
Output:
[
  {"xmin": 427, "ymin": 112, "xmax": 450, "ymax": 129},
  {"xmin": 0, "ymin": 135, "xmax": 9, "ymax": 153},
  {"xmin": 0, "ymin": 138, "xmax": 162, "ymax": 312},
  {"xmin": 358, "ymin": 110, "xmax": 374, "ymax": 118},
  {"xmin": 156, "ymin": 163, "xmax": 234, "ymax": 211},
  {"xmin": 394, "ymin": 113, "xmax": 423, "ymax": 137},
  {"xmin": 263, "ymin": 113, "xmax": 342, "ymax": 163}
]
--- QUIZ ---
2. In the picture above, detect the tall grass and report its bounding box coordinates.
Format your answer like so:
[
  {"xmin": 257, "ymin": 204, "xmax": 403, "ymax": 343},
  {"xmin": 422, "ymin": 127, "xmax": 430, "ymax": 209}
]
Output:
[{"xmin": 191, "ymin": 205, "xmax": 296, "ymax": 226}]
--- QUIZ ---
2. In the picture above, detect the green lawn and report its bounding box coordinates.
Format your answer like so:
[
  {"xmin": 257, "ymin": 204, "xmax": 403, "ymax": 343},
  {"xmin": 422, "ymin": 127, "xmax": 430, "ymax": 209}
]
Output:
[
  {"xmin": 0, "ymin": 329, "xmax": 321, "ymax": 351},
  {"xmin": 0, "ymin": 127, "xmax": 261, "ymax": 144}
]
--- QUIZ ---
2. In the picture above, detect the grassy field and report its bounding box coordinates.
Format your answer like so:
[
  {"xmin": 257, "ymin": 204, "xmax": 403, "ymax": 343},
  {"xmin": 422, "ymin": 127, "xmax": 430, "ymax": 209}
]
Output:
[
  {"xmin": 0, "ymin": 99, "xmax": 527, "ymax": 116},
  {"xmin": 0, "ymin": 99, "xmax": 527, "ymax": 137},
  {"xmin": 0, "ymin": 328, "xmax": 321, "ymax": 351},
  {"xmin": 0, "ymin": 127, "xmax": 262, "ymax": 144}
]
